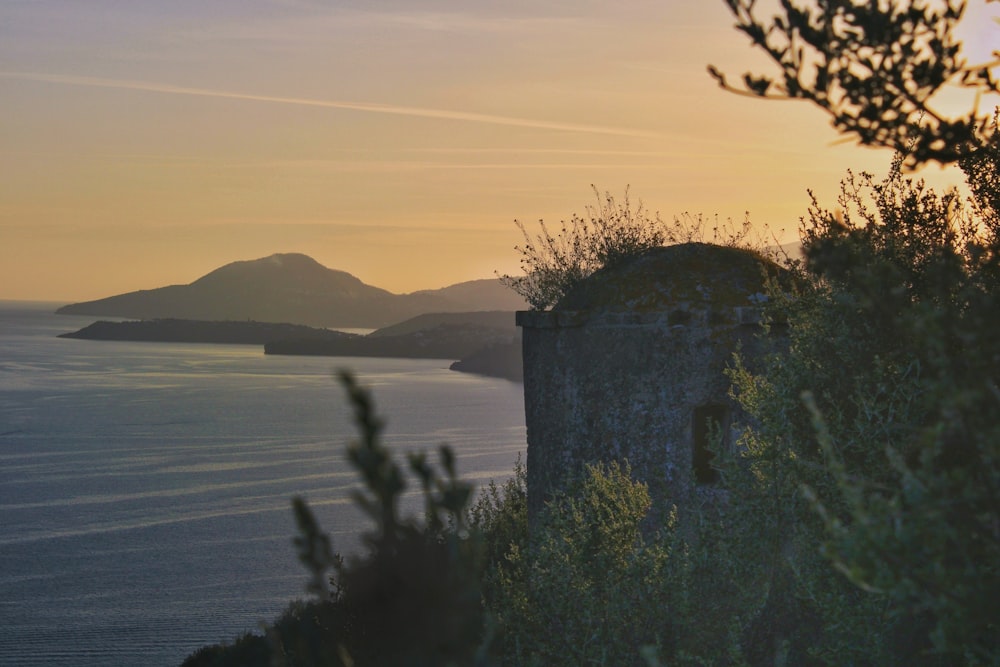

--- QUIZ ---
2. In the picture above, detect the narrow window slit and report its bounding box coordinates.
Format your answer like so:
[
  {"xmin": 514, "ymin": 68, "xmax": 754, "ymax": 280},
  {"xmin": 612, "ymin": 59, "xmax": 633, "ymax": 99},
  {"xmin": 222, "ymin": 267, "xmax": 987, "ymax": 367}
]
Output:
[{"xmin": 693, "ymin": 405, "xmax": 727, "ymax": 485}]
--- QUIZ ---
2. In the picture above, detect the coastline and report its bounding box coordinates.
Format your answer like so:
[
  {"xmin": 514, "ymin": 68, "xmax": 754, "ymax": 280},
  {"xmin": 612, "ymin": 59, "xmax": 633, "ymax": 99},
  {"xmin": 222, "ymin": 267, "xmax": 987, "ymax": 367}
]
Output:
[{"xmin": 57, "ymin": 316, "xmax": 524, "ymax": 383}]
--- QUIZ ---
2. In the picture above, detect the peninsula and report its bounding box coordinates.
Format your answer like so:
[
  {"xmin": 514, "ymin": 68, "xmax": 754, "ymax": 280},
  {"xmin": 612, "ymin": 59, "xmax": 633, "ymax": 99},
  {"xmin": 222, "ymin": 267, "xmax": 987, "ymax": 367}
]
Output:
[
  {"xmin": 59, "ymin": 319, "xmax": 349, "ymax": 345},
  {"xmin": 58, "ymin": 311, "xmax": 523, "ymax": 381}
]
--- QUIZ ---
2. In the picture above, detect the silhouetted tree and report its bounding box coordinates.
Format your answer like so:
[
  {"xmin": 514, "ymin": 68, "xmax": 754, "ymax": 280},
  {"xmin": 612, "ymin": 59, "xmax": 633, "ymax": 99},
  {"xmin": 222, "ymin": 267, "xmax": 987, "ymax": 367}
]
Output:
[{"xmin": 709, "ymin": 0, "xmax": 999, "ymax": 167}]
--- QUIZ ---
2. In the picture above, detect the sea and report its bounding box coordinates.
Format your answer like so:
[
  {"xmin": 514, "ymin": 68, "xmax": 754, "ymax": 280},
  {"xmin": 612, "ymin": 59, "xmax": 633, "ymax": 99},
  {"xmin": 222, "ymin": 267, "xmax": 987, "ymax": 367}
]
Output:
[{"xmin": 0, "ymin": 301, "xmax": 526, "ymax": 666}]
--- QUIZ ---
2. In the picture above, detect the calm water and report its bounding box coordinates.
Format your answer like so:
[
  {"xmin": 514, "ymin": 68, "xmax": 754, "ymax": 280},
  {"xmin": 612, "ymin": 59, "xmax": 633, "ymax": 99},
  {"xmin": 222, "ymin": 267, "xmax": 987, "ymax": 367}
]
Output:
[{"xmin": 0, "ymin": 302, "xmax": 526, "ymax": 666}]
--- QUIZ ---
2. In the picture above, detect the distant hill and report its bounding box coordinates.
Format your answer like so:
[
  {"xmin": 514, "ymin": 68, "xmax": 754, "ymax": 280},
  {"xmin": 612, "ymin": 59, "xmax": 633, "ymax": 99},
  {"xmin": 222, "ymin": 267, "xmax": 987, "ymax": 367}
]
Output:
[
  {"xmin": 407, "ymin": 280, "xmax": 527, "ymax": 312},
  {"xmin": 56, "ymin": 311, "xmax": 520, "ymax": 367},
  {"xmin": 266, "ymin": 310, "xmax": 518, "ymax": 360},
  {"xmin": 450, "ymin": 339, "xmax": 523, "ymax": 382},
  {"xmin": 368, "ymin": 311, "xmax": 516, "ymax": 338},
  {"xmin": 55, "ymin": 253, "xmax": 527, "ymax": 328},
  {"xmin": 58, "ymin": 319, "xmax": 349, "ymax": 345}
]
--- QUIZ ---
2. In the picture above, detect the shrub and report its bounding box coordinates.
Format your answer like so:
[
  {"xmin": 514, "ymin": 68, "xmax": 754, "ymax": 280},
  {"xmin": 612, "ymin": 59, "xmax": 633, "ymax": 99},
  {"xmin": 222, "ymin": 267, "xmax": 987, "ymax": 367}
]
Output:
[
  {"xmin": 483, "ymin": 461, "xmax": 685, "ymax": 667},
  {"xmin": 499, "ymin": 185, "xmax": 767, "ymax": 310},
  {"xmin": 729, "ymin": 144, "xmax": 1000, "ymax": 663},
  {"xmin": 499, "ymin": 186, "xmax": 669, "ymax": 310},
  {"xmin": 183, "ymin": 371, "xmax": 493, "ymax": 667}
]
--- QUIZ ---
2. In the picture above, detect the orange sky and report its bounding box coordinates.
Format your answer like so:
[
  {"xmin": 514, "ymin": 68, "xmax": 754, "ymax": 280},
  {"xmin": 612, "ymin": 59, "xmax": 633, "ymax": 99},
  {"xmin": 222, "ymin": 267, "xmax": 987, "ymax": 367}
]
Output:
[{"xmin": 2, "ymin": 1, "xmax": 997, "ymax": 302}]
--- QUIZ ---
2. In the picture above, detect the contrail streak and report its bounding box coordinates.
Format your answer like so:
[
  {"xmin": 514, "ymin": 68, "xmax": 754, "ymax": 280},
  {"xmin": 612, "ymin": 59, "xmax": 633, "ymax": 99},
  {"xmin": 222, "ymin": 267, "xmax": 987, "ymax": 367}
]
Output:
[{"xmin": 0, "ymin": 71, "xmax": 663, "ymax": 139}]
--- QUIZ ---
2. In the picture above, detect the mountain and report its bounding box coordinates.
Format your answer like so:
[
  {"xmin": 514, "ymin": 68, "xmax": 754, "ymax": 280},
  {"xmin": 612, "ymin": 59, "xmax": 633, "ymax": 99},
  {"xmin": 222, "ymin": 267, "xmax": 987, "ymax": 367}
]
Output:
[
  {"xmin": 263, "ymin": 310, "xmax": 517, "ymax": 361},
  {"xmin": 449, "ymin": 339, "xmax": 523, "ymax": 382},
  {"xmin": 55, "ymin": 253, "xmax": 527, "ymax": 328},
  {"xmin": 407, "ymin": 279, "xmax": 527, "ymax": 312},
  {"xmin": 367, "ymin": 311, "xmax": 516, "ymax": 338}
]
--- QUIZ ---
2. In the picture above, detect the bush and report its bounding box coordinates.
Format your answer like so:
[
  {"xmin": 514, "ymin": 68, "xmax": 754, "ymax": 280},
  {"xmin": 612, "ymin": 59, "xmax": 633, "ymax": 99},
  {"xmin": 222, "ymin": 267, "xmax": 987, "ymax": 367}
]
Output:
[
  {"xmin": 483, "ymin": 461, "xmax": 688, "ymax": 667},
  {"xmin": 499, "ymin": 186, "xmax": 669, "ymax": 310},
  {"xmin": 729, "ymin": 144, "xmax": 1000, "ymax": 664},
  {"xmin": 468, "ymin": 456, "xmax": 528, "ymax": 601},
  {"xmin": 184, "ymin": 371, "xmax": 493, "ymax": 667},
  {"xmin": 180, "ymin": 632, "xmax": 269, "ymax": 667},
  {"xmin": 498, "ymin": 185, "xmax": 762, "ymax": 310}
]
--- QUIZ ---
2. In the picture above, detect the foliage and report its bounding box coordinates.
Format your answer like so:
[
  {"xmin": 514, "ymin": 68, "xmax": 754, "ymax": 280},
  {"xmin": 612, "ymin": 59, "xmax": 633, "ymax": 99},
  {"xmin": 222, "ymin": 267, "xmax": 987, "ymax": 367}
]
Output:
[
  {"xmin": 725, "ymin": 295, "xmax": 924, "ymax": 666},
  {"xmin": 499, "ymin": 186, "xmax": 669, "ymax": 310},
  {"xmin": 500, "ymin": 185, "xmax": 758, "ymax": 310},
  {"xmin": 181, "ymin": 632, "xmax": 270, "ymax": 667},
  {"xmin": 709, "ymin": 0, "xmax": 999, "ymax": 167},
  {"xmin": 467, "ymin": 455, "xmax": 528, "ymax": 603},
  {"xmin": 184, "ymin": 371, "xmax": 492, "ymax": 667},
  {"xmin": 960, "ymin": 110, "xmax": 1000, "ymax": 232},
  {"xmin": 483, "ymin": 461, "xmax": 683, "ymax": 667},
  {"xmin": 294, "ymin": 371, "xmax": 490, "ymax": 666},
  {"xmin": 470, "ymin": 460, "xmax": 760, "ymax": 666},
  {"xmin": 715, "ymin": 3, "xmax": 1000, "ymax": 650},
  {"xmin": 729, "ymin": 144, "xmax": 1000, "ymax": 663}
]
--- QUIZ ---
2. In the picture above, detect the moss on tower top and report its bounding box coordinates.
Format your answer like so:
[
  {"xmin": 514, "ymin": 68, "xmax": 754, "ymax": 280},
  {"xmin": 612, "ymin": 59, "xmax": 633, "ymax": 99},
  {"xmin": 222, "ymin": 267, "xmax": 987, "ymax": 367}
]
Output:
[{"xmin": 554, "ymin": 242, "xmax": 785, "ymax": 314}]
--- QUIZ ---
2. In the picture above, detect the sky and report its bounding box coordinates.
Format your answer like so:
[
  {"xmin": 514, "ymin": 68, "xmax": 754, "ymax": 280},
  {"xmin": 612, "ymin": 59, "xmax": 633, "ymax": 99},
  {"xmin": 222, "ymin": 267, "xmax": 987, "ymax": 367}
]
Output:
[{"xmin": 2, "ymin": 1, "xmax": 998, "ymax": 302}]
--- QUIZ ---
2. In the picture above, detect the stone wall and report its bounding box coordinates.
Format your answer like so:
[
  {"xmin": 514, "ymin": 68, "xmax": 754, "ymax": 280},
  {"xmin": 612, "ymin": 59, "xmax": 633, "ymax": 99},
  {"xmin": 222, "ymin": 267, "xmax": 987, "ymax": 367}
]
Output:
[{"xmin": 516, "ymin": 243, "xmax": 786, "ymax": 518}]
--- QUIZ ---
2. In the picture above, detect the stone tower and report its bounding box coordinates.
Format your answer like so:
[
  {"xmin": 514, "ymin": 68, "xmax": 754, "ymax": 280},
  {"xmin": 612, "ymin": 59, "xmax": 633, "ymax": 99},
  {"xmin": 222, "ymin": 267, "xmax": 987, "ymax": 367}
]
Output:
[{"xmin": 516, "ymin": 242, "xmax": 785, "ymax": 516}]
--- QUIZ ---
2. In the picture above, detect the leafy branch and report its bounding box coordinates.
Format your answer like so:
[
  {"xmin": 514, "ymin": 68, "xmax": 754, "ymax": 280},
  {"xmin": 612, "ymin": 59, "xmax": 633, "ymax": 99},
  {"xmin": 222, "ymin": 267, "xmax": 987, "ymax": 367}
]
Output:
[{"xmin": 709, "ymin": 0, "xmax": 1000, "ymax": 167}]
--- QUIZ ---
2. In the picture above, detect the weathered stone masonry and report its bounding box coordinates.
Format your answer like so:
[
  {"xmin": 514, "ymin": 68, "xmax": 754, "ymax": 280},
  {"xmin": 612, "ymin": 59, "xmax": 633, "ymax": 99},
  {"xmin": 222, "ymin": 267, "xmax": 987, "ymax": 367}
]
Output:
[{"xmin": 516, "ymin": 243, "xmax": 784, "ymax": 517}]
